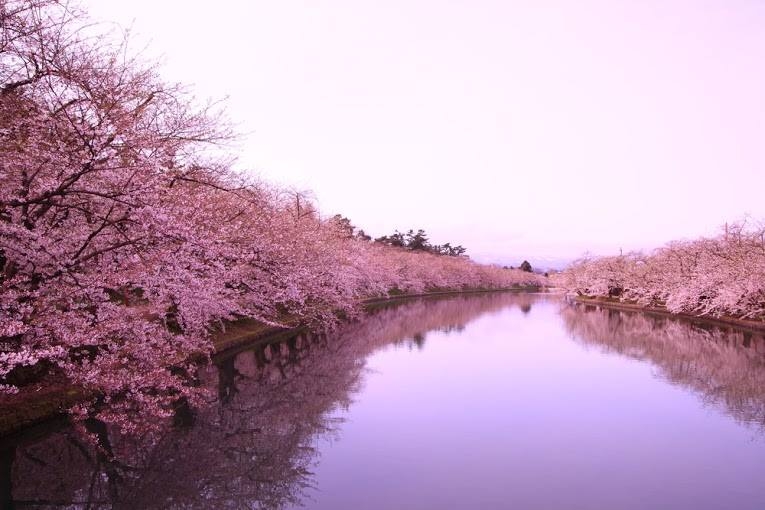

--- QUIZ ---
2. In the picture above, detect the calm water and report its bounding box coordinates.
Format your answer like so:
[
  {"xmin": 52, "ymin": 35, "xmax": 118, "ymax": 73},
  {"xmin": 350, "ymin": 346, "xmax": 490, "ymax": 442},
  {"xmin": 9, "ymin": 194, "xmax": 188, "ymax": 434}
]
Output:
[{"xmin": 4, "ymin": 293, "xmax": 765, "ymax": 509}]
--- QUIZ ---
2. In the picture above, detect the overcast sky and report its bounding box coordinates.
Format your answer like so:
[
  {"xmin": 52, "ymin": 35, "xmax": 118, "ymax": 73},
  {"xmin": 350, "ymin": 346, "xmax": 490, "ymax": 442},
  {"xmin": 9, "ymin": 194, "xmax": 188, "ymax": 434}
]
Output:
[{"xmin": 82, "ymin": 0, "xmax": 765, "ymax": 264}]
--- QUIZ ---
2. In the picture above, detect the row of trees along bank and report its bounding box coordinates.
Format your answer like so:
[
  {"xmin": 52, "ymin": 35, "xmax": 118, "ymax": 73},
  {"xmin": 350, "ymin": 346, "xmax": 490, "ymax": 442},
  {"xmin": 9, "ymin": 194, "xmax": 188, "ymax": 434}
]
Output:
[
  {"xmin": 555, "ymin": 222, "xmax": 765, "ymax": 322},
  {"xmin": 0, "ymin": 1, "xmax": 545, "ymax": 433}
]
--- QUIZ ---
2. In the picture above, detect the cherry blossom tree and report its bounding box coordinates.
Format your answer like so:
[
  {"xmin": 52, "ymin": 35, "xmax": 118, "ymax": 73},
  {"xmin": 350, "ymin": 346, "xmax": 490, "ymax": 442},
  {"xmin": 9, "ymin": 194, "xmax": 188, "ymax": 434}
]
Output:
[
  {"xmin": 557, "ymin": 221, "xmax": 765, "ymax": 321},
  {"xmin": 0, "ymin": 0, "xmax": 547, "ymax": 433},
  {"xmin": 1, "ymin": 0, "xmax": 240, "ymax": 429}
]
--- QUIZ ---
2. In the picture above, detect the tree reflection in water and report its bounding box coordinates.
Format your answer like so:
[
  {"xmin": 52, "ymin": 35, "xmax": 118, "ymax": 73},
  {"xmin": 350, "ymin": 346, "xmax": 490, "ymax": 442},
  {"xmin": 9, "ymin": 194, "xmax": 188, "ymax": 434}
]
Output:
[
  {"xmin": 6, "ymin": 293, "xmax": 533, "ymax": 509},
  {"xmin": 561, "ymin": 302, "xmax": 765, "ymax": 430}
]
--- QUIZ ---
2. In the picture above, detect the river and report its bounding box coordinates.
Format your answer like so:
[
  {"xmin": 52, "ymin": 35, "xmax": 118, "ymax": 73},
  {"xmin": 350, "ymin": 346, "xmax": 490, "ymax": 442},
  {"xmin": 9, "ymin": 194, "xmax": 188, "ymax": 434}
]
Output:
[{"xmin": 3, "ymin": 292, "xmax": 765, "ymax": 509}]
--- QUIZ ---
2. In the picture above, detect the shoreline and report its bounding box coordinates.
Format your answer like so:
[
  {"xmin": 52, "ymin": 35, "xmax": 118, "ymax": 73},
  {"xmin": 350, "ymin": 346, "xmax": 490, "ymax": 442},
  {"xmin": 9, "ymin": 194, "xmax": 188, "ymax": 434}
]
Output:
[
  {"xmin": 214, "ymin": 286, "xmax": 545, "ymax": 355},
  {"xmin": 571, "ymin": 295, "xmax": 765, "ymax": 333},
  {"xmin": 4, "ymin": 288, "xmax": 762, "ymax": 441},
  {"xmin": 0, "ymin": 287, "xmax": 540, "ymax": 439}
]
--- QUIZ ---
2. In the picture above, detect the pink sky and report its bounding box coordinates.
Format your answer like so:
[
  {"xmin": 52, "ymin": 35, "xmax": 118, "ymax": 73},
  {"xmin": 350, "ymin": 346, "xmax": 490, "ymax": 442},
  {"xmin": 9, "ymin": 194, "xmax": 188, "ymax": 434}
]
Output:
[{"xmin": 83, "ymin": 0, "xmax": 765, "ymax": 263}]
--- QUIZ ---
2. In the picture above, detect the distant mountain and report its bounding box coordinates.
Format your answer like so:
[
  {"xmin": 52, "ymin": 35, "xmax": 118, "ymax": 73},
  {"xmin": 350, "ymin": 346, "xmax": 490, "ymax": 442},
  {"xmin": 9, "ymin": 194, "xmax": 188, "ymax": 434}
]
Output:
[{"xmin": 472, "ymin": 255, "xmax": 575, "ymax": 272}]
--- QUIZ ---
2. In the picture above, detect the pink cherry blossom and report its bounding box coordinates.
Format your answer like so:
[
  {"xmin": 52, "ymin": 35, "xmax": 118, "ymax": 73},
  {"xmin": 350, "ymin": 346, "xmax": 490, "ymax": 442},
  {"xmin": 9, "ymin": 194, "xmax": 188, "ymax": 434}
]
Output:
[{"xmin": 0, "ymin": 0, "xmax": 546, "ymax": 432}]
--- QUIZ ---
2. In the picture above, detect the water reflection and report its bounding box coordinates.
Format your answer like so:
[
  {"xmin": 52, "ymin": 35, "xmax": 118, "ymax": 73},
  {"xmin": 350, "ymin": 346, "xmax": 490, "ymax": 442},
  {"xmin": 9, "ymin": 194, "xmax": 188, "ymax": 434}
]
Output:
[
  {"xmin": 4, "ymin": 292, "xmax": 531, "ymax": 509},
  {"xmin": 9, "ymin": 294, "xmax": 765, "ymax": 509},
  {"xmin": 561, "ymin": 301, "xmax": 765, "ymax": 429}
]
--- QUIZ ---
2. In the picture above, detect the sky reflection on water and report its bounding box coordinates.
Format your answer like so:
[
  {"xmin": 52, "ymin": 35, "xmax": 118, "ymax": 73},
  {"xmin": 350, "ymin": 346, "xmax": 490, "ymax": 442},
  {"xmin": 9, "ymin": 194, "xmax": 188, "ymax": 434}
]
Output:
[{"xmin": 5, "ymin": 293, "xmax": 765, "ymax": 509}]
